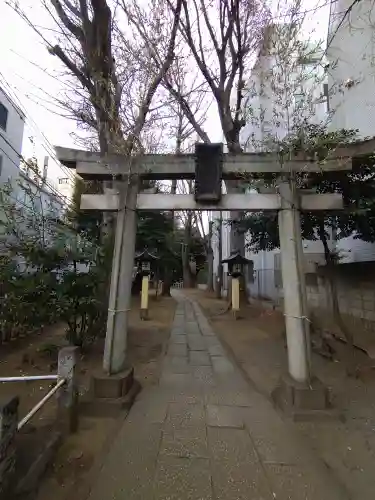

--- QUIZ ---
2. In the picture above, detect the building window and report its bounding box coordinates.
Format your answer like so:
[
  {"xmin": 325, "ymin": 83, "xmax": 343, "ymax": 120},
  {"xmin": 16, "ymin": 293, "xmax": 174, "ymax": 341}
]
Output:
[
  {"xmin": 0, "ymin": 102, "xmax": 8, "ymax": 131},
  {"xmin": 58, "ymin": 177, "xmax": 69, "ymax": 184}
]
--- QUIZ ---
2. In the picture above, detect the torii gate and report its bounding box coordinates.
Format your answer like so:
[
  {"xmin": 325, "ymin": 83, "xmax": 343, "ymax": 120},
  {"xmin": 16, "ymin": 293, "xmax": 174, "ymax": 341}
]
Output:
[{"xmin": 56, "ymin": 139, "xmax": 374, "ymax": 405}]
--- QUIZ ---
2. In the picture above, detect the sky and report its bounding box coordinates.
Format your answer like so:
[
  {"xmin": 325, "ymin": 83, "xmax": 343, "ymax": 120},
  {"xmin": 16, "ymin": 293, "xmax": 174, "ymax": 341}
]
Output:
[{"xmin": 0, "ymin": 0, "xmax": 331, "ymax": 194}]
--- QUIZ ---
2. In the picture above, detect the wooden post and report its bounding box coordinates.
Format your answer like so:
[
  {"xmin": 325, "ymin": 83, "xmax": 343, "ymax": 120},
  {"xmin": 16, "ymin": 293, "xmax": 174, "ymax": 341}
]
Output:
[
  {"xmin": 57, "ymin": 346, "xmax": 79, "ymax": 434},
  {"xmin": 140, "ymin": 275, "xmax": 149, "ymax": 320},
  {"xmin": 0, "ymin": 396, "xmax": 19, "ymax": 499}
]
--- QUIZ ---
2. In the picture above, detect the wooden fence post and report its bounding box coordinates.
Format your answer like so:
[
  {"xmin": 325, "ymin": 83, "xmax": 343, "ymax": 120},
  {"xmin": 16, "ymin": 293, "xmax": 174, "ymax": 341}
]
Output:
[{"xmin": 0, "ymin": 396, "xmax": 19, "ymax": 499}]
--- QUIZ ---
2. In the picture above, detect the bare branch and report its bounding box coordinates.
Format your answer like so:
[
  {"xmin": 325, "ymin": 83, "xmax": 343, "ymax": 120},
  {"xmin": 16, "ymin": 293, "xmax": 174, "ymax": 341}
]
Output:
[{"xmin": 51, "ymin": 0, "xmax": 84, "ymax": 40}]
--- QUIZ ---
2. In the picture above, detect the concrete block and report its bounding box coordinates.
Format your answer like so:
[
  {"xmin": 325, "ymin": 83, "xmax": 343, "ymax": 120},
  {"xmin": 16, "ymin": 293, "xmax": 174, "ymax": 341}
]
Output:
[
  {"xmin": 272, "ymin": 374, "xmax": 338, "ymax": 421},
  {"xmin": 80, "ymin": 380, "xmax": 141, "ymax": 418},
  {"xmin": 90, "ymin": 368, "xmax": 134, "ymax": 399}
]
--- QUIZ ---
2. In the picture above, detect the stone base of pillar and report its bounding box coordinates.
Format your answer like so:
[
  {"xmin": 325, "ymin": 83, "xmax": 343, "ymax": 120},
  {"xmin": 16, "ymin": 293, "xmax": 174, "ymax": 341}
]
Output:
[
  {"xmin": 80, "ymin": 368, "xmax": 141, "ymax": 418},
  {"xmin": 272, "ymin": 374, "xmax": 341, "ymax": 422},
  {"xmin": 140, "ymin": 308, "xmax": 149, "ymax": 321},
  {"xmin": 232, "ymin": 309, "xmax": 240, "ymax": 320}
]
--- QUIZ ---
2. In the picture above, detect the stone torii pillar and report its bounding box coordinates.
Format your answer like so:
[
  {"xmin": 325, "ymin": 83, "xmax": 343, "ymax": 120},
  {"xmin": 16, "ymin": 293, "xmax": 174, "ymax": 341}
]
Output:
[
  {"xmin": 278, "ymin": 181, "xmax": 311, "ymax": 383},
  {"xmin": 103, "ymin": 177, "xmax": 139, "ymax": 375}
]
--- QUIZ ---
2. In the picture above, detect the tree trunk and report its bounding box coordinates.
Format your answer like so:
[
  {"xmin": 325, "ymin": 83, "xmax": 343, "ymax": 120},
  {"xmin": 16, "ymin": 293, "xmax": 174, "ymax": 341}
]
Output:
[
  {"xmin": 162, "ymin": 271, "xmax": 172, "ymax": 296},
  {"xmin": 226, "ymin": 138, "xmax": 248, "ymax": 304},
  {"xmin": 215, "ymin": 213, "xmax": 223, "ymax": 299},
  {"xmin": 182, "ymin": 211, "xmax": 194, "ymax": 288},
  {"xmin": 206, "ymin": 248, "xmax": 214, "ymax": 292},
  {"xmin": 206, "ymin": 221, "xmax": 214, "ymax": 292},
  {"xmin": 318, "ymin": 223, "xmax": 356, "ymax": 375},
  {"xmin": 182, "ymin": 255, "xmax": 194, "ymax": 288}
]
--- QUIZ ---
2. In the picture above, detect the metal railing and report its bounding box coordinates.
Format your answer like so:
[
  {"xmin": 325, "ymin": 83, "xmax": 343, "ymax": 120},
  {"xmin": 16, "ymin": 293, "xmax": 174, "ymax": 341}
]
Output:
[
  {"xmin": 0, "ymin": 375, "xmax": 59, "ymax": 383},
  {"xmin": 0, "ymin": 374, "xmax": 66, "ymax": 430}
]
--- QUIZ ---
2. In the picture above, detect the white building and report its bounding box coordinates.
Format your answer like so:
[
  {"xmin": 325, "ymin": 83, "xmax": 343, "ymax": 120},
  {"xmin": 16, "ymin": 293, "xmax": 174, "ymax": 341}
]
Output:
[
  {"xmin": 57, "ymin": 175, "xmax": 74, "ymax": 202},
  {"xmin": 0, "ymin": 86, "xmax": 69, "ymax": 236},
  {"xmin": 211, "ymin": 7, "xmax": 375, "ymax": 299},
  {"xmin": 17, "ymin": 169, "xmax": 66, "ymax": 220},
  {"xmin": 327, "ymin": 0, "xmax": 375, "ymax": 138},
  {"xmin": 0, "ymin": 85, "xmax": 25, "ymax": 184},
  {"xmin": 241, "ymin": 25, "xmax": 327, "ymax": 152}
]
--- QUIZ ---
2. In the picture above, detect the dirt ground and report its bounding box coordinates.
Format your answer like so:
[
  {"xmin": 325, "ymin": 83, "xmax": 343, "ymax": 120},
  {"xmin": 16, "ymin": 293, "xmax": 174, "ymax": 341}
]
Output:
[
  {"xmin": 0, "ymin": 294, "xmax": 176, "ymax": 500},
  {"xmin": 187, "ymin": 288, "xmax": 375, "ymax": 500}
]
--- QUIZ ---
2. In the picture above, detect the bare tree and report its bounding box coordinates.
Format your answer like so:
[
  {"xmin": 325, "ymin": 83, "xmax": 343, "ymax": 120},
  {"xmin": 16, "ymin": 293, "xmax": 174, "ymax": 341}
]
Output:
[
  {"xmin": 163, "ymin": 0, "xmax": 271, "ymax": 263},
  {"xmin": 10, "ymin": 0, "xmax": 183, "ymax": 157}
]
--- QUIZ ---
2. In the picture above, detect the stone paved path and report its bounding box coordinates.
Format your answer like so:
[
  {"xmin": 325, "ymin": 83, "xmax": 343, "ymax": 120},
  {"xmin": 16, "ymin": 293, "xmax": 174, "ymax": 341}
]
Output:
[{"xmin": 88, "ymin": 292, "xmax": 349, "ymax": 500}]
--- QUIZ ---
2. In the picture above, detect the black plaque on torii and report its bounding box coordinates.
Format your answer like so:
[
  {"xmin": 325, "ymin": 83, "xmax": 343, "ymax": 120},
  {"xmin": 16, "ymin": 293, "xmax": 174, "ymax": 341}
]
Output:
[{"xmin": 194, "ymin": 143, "xmax": 223, "ymax": 203}]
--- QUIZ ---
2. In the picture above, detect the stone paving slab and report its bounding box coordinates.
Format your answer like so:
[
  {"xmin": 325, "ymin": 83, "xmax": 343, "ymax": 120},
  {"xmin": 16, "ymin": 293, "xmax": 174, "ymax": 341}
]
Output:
[
  {"xmin": 160, "ymin": 426, "xmax": 209, "ymax": 458},
  {"xmin": 189, "ymin": 351, "xmax": 211, "ymax": 366},
  {"xmin": 167, "ymin": 402, "xmax": 206, "ymax": 429},
  {"xmin": 208, "ymin": 344, "xmax": 226, "ymax": 356},
  {"xmin": 211, "ymin": 460, "xmax": 272, "ymax": 500},
  {"xmin": 169, "ymin": 336, "xmax": 187, "ymax": 344},
  {"xmin": 168, "ymin": 344, "xmax": 188, "ymax": 356},
  {"xmin": 127, "ymin": 397, "xmax": 168, "ymax": 424},
  {"xmin": 265, "ymin": 463, "xmax": 349, "ymax": 500},
  {"xmin": 188, "ymin": 338, "xmax": 206, "ymax": 351},
  {"xmin": 206, "ymin": 404, "xmax": 245, "ymax": 429},
  {"xmin": 87, "ymin": 293, "xmax": 349, "ymax": 500},
  {"xmin": 204, "ymin": 336, "xmax": 221, "ymax": 347},
  {"xmin": 191, "ymin": 366, "xmax": 216, "ymax": 385},
  {"xmin": 212, "ymin": 356, "xmax": 236, "ymax": 374},
  {"xmin": 154, "ymin": 457, "xmax": 212, "ymax": 500},
  {"xmin": 88, "ymin": 422, "xmax": 163, "ymax": 500}
]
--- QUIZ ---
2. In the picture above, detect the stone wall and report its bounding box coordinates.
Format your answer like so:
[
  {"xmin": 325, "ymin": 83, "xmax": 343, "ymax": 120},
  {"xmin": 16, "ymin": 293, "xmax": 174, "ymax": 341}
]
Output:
[
  {"xmin": 306, "ymin": 262, "xmax": 375, "ymax": 349},
  {"xmin": 249, "ymin": 261, "xmax": 375, "ymax": 351}
]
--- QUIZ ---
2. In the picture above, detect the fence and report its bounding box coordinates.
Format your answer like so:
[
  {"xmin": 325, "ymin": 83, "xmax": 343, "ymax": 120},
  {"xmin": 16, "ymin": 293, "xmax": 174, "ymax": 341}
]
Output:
[{"xmin": 0, "ymin": 346, "xmax": 79, "ymax": 499}]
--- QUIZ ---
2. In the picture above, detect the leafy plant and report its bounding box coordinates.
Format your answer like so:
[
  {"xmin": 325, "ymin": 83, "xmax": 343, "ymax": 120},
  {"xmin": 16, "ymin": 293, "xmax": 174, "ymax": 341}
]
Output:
[{"xmin": 0, "ymin": 171, "xmax": 105, "ymax": 349}]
